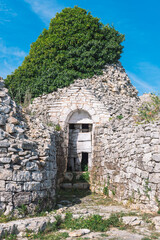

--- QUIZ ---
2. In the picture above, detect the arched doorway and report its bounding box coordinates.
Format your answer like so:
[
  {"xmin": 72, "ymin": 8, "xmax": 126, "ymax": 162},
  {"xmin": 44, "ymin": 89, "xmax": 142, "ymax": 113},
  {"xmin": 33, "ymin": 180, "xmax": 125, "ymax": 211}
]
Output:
[{"xmin": 67, "ymin": 110, "xmax": 93, "ymax": 172}]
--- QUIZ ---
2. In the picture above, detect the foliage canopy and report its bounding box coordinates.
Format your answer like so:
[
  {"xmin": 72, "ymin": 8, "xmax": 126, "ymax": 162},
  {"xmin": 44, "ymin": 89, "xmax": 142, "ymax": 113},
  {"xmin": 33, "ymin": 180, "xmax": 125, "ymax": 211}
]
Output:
[{"xmin": 5, "ymin": 6, "xmax": 125, "ymax": 102}]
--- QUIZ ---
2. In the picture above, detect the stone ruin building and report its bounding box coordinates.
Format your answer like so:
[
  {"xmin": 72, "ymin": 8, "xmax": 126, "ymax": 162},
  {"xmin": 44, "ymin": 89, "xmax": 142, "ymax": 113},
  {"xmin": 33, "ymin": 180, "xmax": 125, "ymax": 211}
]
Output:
[{"xmin": 0, "ymin": 62, "xmax": 160, "ymax": 215}]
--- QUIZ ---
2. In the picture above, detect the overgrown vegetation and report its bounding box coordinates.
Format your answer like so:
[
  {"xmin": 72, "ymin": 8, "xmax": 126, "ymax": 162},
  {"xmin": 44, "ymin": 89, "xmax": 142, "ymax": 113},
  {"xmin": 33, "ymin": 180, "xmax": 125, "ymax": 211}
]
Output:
[
  {"xmin": 79, "ymin": 171, "xmax": 90, "ymax": 182},
  {"xmin": 24, "ymin": 212, "xmax": 124, "ymax": 239},
  {"xmin": 55, "ymin": 124, "xmax": 61, "ymax": 131},
  {"xmin": 136, "ymin": 94, "xmax": 160, "ymax": 123},
  {"xmin": 0, "ymin": 213, "xmax": 16, "ymax": 223},
  {"xmin": 2, "ymin": 232, "xmax": 17, "ymax": 240},
  {"xmin": 155, "ymin": 196, "xmax": 160, "ymax": 214},
  {"xmin": 17, "ymin": 204, "xmax": 28, "ymax": 216},
  {"xmin": 62, "ymin": 212, "xmax": 123, "ymax": 231},
  {"xmin": 143, "ymin": 179, "xmax": 151, "ymax": 199},
  {"xmin": 103, "ymin": 175, "xmax": 110, "ymax": 197},
  {"xmin": 5, "ymin": 6, "xmax": 124, "ymax": 103}
]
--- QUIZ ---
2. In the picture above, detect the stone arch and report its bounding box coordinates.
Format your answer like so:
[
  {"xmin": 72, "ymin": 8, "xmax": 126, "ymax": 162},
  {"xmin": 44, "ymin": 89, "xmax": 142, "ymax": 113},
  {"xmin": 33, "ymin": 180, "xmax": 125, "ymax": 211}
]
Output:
[
  {"xmin": 67, "ymin": 109, "xmax": 93, "ymax": 124},
  {"xmin": 60, "ymin": 105, "xmax": 95, "ymax": 127}
]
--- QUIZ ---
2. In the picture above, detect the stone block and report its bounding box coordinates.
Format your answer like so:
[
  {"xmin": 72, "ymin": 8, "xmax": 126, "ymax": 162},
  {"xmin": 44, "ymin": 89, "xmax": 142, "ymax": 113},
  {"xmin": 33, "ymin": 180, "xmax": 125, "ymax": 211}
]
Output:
[
  {"xmin": 46, "ymin": 170, "xmax": 56, "ymax": 180},
  {"xmin": 78, "ymin": 133, "xmax": 91, "ymax": 141},
  {"xmin": 151, "ymin": 132, "xmax": 159, "ymax": 139},
  {"xmin": 0, "ymin": 129, "xmax": 5, "ymax": 140},
  {"xmin": 149, "ymin": 173, "xmax": 160, "ymax": 183},
  {"xmin": 26, "ymin": 162, "xmax": 39, "ymax": 171},
  {"xmin": 41, "ymin": 180, "xmax": 52, "ymax": 189},
  {"xmin": 21, "ymin": 141, "xmax": 35, "ymax": 150},
  {"xmin": 60, "ymin": 183, "xmax": 72, "ymax": 189},
  {"xmin": 0, "ymin": 169, "xmax": 12, "ymax": 180},
  {"xmin": 0, "ymin": 115, "xmax": 6, "ymax": 125},
  {"xmin": 8, "ymin": 147, "xmax": 18, "ymax": 153},
  {"xmin": 6, "ymin": 123, "xmax": 15, "ymax": 134},
  {"xmin": 122, "ymin": 216, "xmax": 142, "ymax": 226},
  {"xmin": 0, "ymin": 158, "xmax": 11, "ymax": 163},
  {"xmin": 0, "ymin": 180, "xmax": 5, "ymax": 191},
  {"xmin": 3, "ymin": 96, "xmax": 11, "ymax": 105},
  {"xmin": 0, "ymin": 106, "xmax": 11, "ymax": 114},
  {"xmin": 11, "ymin": 155, "xmax": 19, "ymax": 163},
  {"xmin": 142, "ymin": 153, "xmax": 152, "ymax": 163},
  {"xmin": 64, "ymin": 172, "xmax": 73, "ymax": 182},
  {"xmin": 32, "ymin": 172, "xmax": 43, "ymax": 181},
  {"xmin": 0, "ymin": 192, "xmax": 12, "ymax": 202},
  {"xmin": 12, "ymin": 171, "xmax": 31, "ymax": 182},
  {"xmin": 73, "ymin": 183, "xmax": 89, "ymax": 189},
  {"xmin": 8, "ymin": 116, "xmax": 19, "ymax": 125},
  {"xmin": 154, "ymin": 163, "xmax": 160, "ymax": 172},
  {"xmin": 0, "ymin": 141, "xmax": 10, "ymax": 148},
  {"xmin": 6, "ymin": 182, "xmax": 22, "ymax": 192},
  {"xmin": 0, "ymin": 91, "xmax": 6, "ymax": 97},
  {"xmin": 24, "ymin": 182, "xmax": 41, "ymax": 191},
  {"xmin": 13, "ymin": 192, "xmax": 31, "ymax": 207},
  {"xmin": 77, "ymin": 141, "xmax": 92, "ymax": 153},
  {"xmin": 152, "ymin": 154, "xmax": 160, "ymax": 162}
]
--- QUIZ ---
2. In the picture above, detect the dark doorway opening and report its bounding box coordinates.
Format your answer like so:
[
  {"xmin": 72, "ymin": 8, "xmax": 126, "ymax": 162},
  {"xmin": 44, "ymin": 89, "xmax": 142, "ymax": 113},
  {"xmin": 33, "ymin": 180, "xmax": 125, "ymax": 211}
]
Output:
[
  {"xmin": 82, "ymin": 124, "xmax": 92, "ymax": 132},
  {"xmin": 81, "ymin": 152, "xmax": 88, "ymax": 171},
  {"xmin": 69, "ymin": 124, "xmax": 75, "ymax": 129}
]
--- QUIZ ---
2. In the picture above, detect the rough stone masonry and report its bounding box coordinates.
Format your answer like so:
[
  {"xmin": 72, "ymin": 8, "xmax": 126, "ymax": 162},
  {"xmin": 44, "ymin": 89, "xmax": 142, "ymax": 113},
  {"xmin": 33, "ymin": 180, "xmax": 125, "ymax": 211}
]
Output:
[
  {"xmin": 0, "ymin": 62, "xmax": 160, "ymax": 214},
  {"xmin": 0, "ymin": 78, "xmax": 57, "ymax": 215}
]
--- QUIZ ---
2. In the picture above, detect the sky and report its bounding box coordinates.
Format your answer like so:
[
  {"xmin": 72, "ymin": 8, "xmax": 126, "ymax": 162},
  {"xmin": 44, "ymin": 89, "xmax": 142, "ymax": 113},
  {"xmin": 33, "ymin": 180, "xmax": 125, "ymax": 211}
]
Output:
[{"xmin": 0, "ymin": 0, "xmax": 160, "ymax": 95}]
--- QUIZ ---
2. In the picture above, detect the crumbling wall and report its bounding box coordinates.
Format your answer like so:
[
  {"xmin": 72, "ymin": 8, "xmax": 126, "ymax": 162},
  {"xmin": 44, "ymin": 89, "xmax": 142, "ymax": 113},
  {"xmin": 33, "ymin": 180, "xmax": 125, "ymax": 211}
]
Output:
[
  {"xmin": 0, "ymin": 80, "xmax": 57, "ymax": 215},
  {"xmin": 91, "ymin": 118, "xmax": 160, "ymax": 212},
  {"xmin": 28, "ymin": 62, "xmax": 160, "ymax": 212}
]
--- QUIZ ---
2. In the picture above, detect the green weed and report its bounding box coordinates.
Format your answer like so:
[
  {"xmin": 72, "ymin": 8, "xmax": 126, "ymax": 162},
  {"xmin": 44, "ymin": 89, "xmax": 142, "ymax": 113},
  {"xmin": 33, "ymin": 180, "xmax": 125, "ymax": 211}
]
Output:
[
  {"xmin": 79, "ymin": 171, "xmax": 90, "ymax": 182},
  {"xmin": 136, "ymin": 94, "xmax": 160, "ymax": 123},
  {"xmin": 116, "ymin": 114, "xmax": 123, "ymax": 120},
  {"xmin": 62, "ymin": 212, "xmax": 123, "ymax": 232},
  {"xmin": 55, "ymin": 124, "xmax": 61, "ymax": 131}
]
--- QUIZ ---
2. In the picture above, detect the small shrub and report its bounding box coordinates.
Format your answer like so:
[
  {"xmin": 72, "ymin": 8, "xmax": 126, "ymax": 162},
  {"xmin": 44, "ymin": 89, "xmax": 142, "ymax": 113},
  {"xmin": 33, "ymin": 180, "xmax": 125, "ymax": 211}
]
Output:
[
  {"xmin": 55, "ymin": 124, "xmax": 61, "ymax": 131},
  {"xmin": 116, "ymin": 114, "xmax": 123, "ymax": 120},
  {"xmin": 141, "ymin": 213, "xmax": 152, "ymax": 224},
  {"xmin": 62, "ymin": 212, "xmax": 122, "ymax": 232},
  {"xmin": 155, "ymin": 196, "xmax": 160, "ymax": 214},
  {"xmin": 0, "ymin": 213, "xmax": 16, "ymax": 223},
  {"xmin": 17, "ymin": 204, "xmax": 28, "ymax": 216},
  {"xmin": 143, "ymin": 179, "xmax": 151, "ymax": 199},
  {"xmin": 103, "ymin": 186, "xmax": 109, "ymax": 196},
  {"xmin": 79, "ymin": 171, "xmax": 90, "ymax": 182},
  {"xmin": 136, "ymin": 94, "xmax": 160, "ymax": 123},
  {"xmin": 103, "ymin": 175, "xmax": 110, "ymax": 197},
  {"xmin": 46, "ymin": 122, "xmax": 54, "ymax": 127},
  {"xmin": 2, "ymin": 232, "xmax": 17, "ymax": 240}
]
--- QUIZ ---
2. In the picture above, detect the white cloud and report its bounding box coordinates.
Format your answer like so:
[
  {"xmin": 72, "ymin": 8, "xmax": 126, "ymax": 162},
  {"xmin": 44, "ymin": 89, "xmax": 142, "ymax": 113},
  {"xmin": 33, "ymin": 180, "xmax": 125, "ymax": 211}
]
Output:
[
  {"xmin": 127, "ymin": 71, "xmax": 155, "ymax": 94},
  {"xmin": 0, "ymin": 41, "xmax": 27, "ymax": 58},
  {"xmin": 0, "ymin": 41, "xmax": 27, "ymax": 78},
  {"xmin": 24, "ymin": 0, "xmax": 63, "ymax": 25},
  {"xmin": 0, "ymin": 0, "xmax": 17, "ymax": 24},
  {"xmin": 137, "ymin": 62, "xmax": 160, "ymax": 84}
]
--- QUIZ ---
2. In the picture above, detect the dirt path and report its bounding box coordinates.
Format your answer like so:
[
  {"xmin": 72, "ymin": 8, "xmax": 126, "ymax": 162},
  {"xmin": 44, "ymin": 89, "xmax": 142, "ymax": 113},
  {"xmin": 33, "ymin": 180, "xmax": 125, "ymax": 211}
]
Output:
[{"xmin": 52, "ymin": 189, "xmax": 160, "ymax": 240}]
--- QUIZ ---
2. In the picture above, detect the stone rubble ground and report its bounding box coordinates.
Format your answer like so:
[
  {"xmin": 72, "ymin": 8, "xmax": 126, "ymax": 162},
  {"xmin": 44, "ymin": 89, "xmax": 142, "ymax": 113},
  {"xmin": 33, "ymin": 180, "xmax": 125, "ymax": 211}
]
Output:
[
  {"xmin": 53, "ymin": 192, "xmax": 160, "ymax": 240},
  {"xmin": 1, "ymin": 191, "xmax": 160, "ymax": 240}
]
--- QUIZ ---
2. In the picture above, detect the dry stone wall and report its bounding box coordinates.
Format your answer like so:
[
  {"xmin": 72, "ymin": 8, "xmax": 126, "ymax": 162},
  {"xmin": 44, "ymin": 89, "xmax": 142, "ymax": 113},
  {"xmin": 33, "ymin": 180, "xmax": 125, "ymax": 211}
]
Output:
[
  {"xmin": 91, "ymin": 117, "xmax": 160, "ymax": 212},
  {"xmin": 28, "ymin": 62, "xmax": 160, "ymax": 212},
  {"xmin": 0, "ymin": 79, "xmax": 57, "ymax": 215},
  {"xmin": 29, "ymin": 62, "xmax": 139, "ymax": 181}
]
